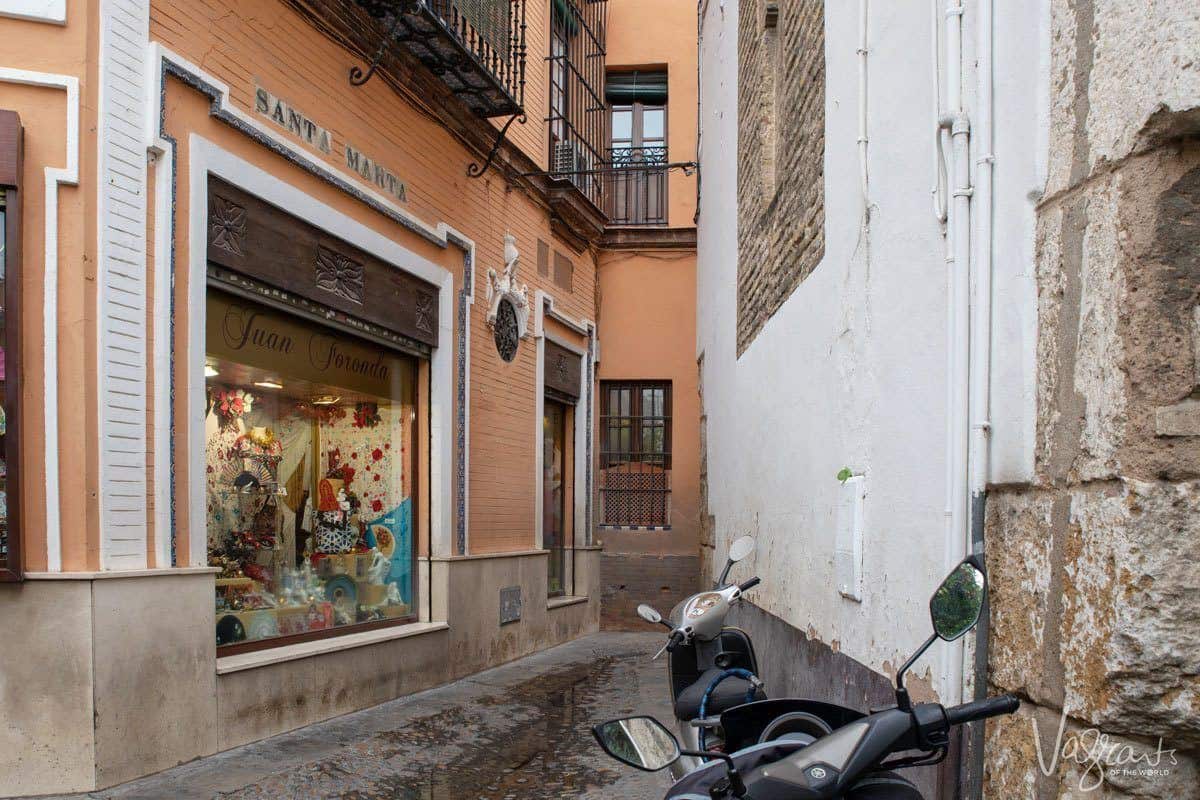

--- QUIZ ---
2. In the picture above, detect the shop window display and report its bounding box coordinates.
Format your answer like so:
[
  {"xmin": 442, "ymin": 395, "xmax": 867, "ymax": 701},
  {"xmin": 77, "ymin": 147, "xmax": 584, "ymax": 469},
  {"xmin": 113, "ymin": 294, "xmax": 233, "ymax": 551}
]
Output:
[{"xmin": 206, "ymin": 289, "xmax": 419, "ymax": 650}]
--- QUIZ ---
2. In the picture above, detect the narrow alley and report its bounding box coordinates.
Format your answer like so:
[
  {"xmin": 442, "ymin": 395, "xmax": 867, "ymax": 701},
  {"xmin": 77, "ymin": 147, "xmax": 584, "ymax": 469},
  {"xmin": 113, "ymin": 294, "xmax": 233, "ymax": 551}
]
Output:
[{"xmin": 34, "ymin": 634, "xmax": 671, "ymax": 800}]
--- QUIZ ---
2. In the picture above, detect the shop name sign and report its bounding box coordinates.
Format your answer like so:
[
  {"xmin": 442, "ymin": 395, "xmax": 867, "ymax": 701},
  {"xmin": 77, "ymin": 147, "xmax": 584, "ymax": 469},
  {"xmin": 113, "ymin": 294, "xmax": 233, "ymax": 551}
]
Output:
[
  {"xmin": 253, "ymin": 85, "xmax": 408, "ymax": 204},
  {"xmin": 255, "ymin": 86, "xmax": 333, "ymax": 154},
  {"xmin": 212, "ymin": 297, "xmax": 397, "ymax": 396},
  {"xmin": 346, "ymin": 144, "xmax": 408, "ymax": 203}
]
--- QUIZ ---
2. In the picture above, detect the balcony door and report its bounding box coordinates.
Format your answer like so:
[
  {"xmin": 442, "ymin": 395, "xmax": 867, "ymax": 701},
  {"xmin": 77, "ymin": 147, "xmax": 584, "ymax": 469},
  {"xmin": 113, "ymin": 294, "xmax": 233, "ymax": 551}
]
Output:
[{"xmin": 607, "ymin": 71, "xmax": 667, "ymax": 225}]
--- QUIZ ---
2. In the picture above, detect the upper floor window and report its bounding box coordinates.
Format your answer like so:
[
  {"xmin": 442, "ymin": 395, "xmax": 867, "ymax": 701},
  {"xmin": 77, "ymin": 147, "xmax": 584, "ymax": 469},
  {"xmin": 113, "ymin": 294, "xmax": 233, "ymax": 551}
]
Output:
[
  {"xmin": 606, "ymin": 71, "xmax": 668, "ymax": 226},
  {"xmin": 546, "ymin": 0, "xmax": 608, "ymax": 207}
]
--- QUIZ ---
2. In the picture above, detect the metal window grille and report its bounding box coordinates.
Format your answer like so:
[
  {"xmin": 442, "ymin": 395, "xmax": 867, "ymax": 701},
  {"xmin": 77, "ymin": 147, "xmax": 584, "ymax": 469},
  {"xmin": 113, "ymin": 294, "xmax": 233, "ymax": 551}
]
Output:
[
  {"xmin": 547, "ymin": 0, "xmax": 608, "ymax": 208},
  {"xmin": 599, "ymin": 381, "xmax": 671, "ymax": 527}
]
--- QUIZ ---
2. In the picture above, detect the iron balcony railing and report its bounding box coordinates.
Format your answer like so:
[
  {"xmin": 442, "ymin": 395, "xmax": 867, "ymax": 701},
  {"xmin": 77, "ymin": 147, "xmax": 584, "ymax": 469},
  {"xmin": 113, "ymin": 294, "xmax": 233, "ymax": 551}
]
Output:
[
  {"xmin": 354, "ymin": 0, "xmax": 526, "ymax": 118},
  {"xmin": 605, "ymin": 146, "xmax": 668, "ymax": 226}
]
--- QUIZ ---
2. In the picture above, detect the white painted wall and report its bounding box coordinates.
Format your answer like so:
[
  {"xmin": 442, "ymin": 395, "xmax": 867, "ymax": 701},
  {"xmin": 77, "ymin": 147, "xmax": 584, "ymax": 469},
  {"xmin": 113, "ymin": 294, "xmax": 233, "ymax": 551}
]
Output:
[{"xmin": 697, "ymin": 0, "xmax": 1045, "ymax": 696}]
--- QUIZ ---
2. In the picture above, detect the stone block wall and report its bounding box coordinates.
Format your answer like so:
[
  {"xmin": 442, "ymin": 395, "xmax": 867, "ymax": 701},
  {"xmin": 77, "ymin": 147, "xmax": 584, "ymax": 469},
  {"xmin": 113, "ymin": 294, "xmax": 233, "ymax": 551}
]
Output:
[
  {"xmin": 736, "ymin": 0, "xmax": 825, "ymax": 354},
  {"xmin": 599, "ymin": 553, "xmax": 700, "ymax": 630},
  {"xmin": 983, "ymin": 2, "xmax": 1200, "ymax": 796}
]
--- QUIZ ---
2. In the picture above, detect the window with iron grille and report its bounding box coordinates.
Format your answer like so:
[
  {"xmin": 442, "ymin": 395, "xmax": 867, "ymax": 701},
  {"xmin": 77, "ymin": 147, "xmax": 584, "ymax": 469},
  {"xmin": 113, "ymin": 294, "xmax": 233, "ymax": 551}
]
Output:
[
  {"xmin": 600, "ymin": 381, "xmax": 671, "ymax": 527},
  {"xmin": 547, "ymin": 0, "xmax": 608, "ymax": 208}
]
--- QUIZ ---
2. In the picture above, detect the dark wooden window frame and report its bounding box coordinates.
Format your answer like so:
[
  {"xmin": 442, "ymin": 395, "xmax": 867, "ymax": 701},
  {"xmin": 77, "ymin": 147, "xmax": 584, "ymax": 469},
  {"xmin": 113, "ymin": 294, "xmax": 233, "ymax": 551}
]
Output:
[
  {"xmin": 606, "ymin": 75, "xmax": 668, "ymax": 226},
  {"xmin": 206, "ymin": 177, "xmax": 430, "ymax": 656},
  {"xmin": 0, "ymin": 110, "xmax": 22, "ymax": 582},
  {"xmin": 599, "ymin": 380, "xmax": 672, "ymax": 527}
]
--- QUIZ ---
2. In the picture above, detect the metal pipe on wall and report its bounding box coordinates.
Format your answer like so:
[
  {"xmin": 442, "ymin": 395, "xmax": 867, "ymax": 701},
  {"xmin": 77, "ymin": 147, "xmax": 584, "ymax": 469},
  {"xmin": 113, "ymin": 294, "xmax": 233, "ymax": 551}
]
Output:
[
  {"xmin": 857, "ymin": 0, "xmax": 869, "ymax": 211},
  {"xmin": 939, "ymin": 0, "xmax": 971, "ymax": 710},
  {"xmin": 964, "ymin": 0, "xmax": 996, "ymax": 795}
]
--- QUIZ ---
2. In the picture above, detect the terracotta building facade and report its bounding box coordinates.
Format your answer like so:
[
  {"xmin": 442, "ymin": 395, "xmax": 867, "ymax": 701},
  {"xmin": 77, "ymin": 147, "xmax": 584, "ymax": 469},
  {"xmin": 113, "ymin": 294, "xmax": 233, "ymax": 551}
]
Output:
[{"xmin": 0, "ymin": 0, "xmax": 697, "ymax": 793}]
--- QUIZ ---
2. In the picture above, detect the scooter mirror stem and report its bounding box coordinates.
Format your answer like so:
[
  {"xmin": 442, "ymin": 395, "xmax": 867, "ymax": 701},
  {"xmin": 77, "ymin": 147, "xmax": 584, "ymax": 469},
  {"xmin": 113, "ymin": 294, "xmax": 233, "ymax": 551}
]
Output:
[
  {"xmin": 678, "ymin": 750, "xmax": 747, "ymax": 799},
  {"xmin": 895, "ymin": 632, "xmax": 939, "ymax": 712}
]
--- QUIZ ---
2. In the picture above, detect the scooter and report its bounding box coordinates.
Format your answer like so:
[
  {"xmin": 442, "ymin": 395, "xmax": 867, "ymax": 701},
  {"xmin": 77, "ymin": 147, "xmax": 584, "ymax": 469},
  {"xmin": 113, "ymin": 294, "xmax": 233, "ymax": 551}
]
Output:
[
  {"xmin": 635, "ymin": 535, "xmax": 767, "ymax": 779},
  {"xmin": 594, "ymin": 555, "xmax": 1019, "ymax": 799}
]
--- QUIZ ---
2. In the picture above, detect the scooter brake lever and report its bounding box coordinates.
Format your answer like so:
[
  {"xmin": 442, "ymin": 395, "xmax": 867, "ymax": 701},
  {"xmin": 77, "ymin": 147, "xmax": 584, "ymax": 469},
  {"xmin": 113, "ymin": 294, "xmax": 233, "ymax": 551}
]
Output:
[{"xmin": 652, "ymin": 642, "xmax": 669, "ymax": 661}]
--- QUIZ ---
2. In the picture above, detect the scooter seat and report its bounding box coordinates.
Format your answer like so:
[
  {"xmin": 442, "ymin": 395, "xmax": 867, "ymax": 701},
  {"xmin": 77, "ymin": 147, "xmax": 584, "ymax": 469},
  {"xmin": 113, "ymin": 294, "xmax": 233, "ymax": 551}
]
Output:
[{"xmin": 673, "ymin": 668, "xmax": 766, "ymax": 720}]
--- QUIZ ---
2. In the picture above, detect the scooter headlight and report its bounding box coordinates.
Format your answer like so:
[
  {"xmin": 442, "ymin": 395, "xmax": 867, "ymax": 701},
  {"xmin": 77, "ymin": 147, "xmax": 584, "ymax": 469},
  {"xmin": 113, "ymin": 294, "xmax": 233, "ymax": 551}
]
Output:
[{"xmin": 686, "ymin": 592, "xmax": 723, "ymax": 619}]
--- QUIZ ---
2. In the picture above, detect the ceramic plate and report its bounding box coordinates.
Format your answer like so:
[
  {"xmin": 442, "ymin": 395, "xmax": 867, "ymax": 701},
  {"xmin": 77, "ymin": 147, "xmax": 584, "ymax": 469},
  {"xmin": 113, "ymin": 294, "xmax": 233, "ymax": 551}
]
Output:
[{"xmin": 374, "ymin": 525, "xmax": 395, "ymax": 559}]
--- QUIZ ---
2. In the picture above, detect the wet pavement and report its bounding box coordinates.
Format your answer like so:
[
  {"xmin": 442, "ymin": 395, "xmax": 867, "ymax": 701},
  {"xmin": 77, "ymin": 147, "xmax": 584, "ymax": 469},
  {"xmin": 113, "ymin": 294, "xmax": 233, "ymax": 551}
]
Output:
[{"xmin": 43, "ymin": 632, "xmax": 673, "ymax": 800}]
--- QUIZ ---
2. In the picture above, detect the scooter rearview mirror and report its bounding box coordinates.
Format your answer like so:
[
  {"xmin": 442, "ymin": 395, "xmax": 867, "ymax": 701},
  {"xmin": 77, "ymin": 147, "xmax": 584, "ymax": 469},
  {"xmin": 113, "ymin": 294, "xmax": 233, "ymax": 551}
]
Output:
[
  {"xmin": 717, "ymin": 535, "xmax": 756, "ymax": 587},
  {"xmin": 930, "ymin": 559, "xmax": 987, "ymax": 641},
  {"xmin": 592, "ymin": 716, "xmax": 681, "ymax": 772},
  {"xmin": 894, "ymin": 555, "xmax": 988, "ymax": 711},
  {"xmin": 728, "ymin": 535, "xmax": 756, "ymax": 563},
  {"xmin": 637, "ymin": 604, "xmax": 663, "ymax": 625}
]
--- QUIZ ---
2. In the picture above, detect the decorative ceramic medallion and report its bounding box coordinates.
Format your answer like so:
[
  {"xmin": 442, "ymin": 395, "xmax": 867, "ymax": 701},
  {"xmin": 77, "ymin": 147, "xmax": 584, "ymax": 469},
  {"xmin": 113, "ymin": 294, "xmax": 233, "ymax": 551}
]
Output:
[
  {"xmin": 494, "ymin": 299, "xmax": 520, "ymax": 362},
  {"xmin": 486, "ymin": 233, "xmax": 529, "ymax": 361}
]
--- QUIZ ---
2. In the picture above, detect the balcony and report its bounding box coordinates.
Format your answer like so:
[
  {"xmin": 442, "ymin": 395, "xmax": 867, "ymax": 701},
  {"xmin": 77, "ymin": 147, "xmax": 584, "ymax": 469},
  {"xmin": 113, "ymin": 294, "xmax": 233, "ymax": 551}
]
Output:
[
  {"xmin": 605, "ymin": 146, "xmax": 668, "ymax": 226},
  {"xmin": 353, "ymin": 0, "xmax": 526, "ymax": 118}
]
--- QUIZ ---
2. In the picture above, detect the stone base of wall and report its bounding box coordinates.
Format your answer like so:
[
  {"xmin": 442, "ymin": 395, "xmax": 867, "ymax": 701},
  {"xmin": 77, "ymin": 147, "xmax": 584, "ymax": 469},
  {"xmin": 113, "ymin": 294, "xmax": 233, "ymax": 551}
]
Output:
[
  {"xmin": 600, "ymin": 553, "xmax": 700, "ymax": 630},
  {"xmin": 727, "ymin": 602, "xmax": 959, "ymax": 800},
  {"xmin": 0, "ymin": 551, "xmax": 600, "ymax": 797}
]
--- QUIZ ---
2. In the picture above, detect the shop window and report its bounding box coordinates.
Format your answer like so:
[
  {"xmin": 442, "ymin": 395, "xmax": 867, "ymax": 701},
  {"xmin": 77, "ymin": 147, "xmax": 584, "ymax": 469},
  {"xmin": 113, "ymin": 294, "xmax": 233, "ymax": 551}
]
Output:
[
  {"xmin": 0, "ymin": 110, "xmax": 22, "ymax": 581},
  {"xmin": 206, "ymin": 290, "xmax": 419, "ymax": 651},
  {"xmin": 599, "ymin": 381, "xmax": 671, "ymax": 527}
]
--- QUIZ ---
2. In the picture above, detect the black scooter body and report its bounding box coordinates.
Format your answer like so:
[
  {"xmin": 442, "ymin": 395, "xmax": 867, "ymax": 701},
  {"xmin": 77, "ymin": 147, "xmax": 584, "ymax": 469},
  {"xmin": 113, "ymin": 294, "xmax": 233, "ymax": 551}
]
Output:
[
  {"xmin": 719, "ymin": 698, "xmax": 868, "ymax": 752},
  {"xmin": 668, "ymin": 627, "xmax": 762, "ymax": 720}
]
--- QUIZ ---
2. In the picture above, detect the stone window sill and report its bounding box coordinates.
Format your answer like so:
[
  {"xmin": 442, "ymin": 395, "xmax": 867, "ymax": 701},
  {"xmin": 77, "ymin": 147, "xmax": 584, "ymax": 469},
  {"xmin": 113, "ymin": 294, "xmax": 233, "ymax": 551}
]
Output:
[
  {"xmin": 547, "ymin": 595, "xmax": 588, "ymax": 610},
  {"xmin": 216, "ymin": 621, "xmax": 449, "ymax": 675}
]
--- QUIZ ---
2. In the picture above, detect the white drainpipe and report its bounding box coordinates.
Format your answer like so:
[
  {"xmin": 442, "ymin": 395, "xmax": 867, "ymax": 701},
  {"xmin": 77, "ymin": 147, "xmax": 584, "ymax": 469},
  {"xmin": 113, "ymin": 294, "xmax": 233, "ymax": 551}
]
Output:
[
  {"xmin": 964, "ymin": 0, "xmax": 995, "ymax": 795},
  {"xmin": 857, "ymin": 0, "xmax": 870, "ymax": 210},
  {"xmin": 939, "ymin": 0, "xmax": 970, "ymax": 709}
]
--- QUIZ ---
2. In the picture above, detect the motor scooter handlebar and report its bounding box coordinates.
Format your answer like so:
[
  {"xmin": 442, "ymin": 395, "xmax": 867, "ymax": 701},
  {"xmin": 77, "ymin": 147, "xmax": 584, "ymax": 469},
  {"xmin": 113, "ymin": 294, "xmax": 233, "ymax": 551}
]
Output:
[
  {"xmin": 664, "ymin": 629, "xmax": 687, "ymax": 654},
  {"xmin": 945, "ymin": 693, "xmax": 1020, "ymax": 726},
  {"xmin": 737, "ymin": 577, "xmax": 761, "ymax": 593}
]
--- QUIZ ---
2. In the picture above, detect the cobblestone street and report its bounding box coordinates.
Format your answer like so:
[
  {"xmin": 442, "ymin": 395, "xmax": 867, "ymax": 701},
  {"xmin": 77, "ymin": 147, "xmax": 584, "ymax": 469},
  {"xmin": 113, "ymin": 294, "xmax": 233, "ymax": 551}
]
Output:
[{"xmin": 37, "ymin": 633, "xmax": 672, "ymax": 800}]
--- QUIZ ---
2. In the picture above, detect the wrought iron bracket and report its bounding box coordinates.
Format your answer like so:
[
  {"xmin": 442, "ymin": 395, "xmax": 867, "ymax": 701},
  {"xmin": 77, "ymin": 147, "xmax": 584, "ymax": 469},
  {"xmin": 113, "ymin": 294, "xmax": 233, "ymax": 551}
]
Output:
[
  {"xmin": 349, "ymin": 12, "xmax": 405, "ymax": 87},
  {"xmin": 467, "ymin": 112, "xmax": 526, "ymax": 178}
]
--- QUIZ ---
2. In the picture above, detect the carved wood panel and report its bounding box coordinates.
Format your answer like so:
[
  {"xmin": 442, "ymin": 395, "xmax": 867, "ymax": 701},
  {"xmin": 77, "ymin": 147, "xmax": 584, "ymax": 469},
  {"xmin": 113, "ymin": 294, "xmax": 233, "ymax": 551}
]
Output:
[
  {"xmin": 206, "ymin": 175, "xmax": 439, "ymax": 347},
  {"xmin": 545, "ymin": 339, "xmax": 581, "ymax": 400}
]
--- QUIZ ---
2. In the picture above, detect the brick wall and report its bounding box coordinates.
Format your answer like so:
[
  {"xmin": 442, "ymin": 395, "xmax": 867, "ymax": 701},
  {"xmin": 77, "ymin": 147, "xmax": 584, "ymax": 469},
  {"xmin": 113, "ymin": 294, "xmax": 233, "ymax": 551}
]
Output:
[
  {"xmin": 736, "ymin": 0, "xmax": 824, "ymax": 355},
  {"xmin": 600, "ymin": 553, "xmax": 700, "ymax": 630}
]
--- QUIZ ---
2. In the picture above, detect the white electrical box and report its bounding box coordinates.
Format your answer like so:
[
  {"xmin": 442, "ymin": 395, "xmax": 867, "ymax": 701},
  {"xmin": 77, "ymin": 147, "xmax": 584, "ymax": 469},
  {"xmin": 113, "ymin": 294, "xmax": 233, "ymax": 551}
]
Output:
[{"xmin": 835, "ymin": 475, "xmax": 865, "ymax": 602}]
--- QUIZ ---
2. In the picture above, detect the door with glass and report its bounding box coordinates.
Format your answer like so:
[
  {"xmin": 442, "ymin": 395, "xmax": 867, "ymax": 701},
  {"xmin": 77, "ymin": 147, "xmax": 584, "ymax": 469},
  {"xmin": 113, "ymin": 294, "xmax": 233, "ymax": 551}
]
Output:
[{"xmin": 543, "ymin": 399, "xmax": 567, "ymax": 597}]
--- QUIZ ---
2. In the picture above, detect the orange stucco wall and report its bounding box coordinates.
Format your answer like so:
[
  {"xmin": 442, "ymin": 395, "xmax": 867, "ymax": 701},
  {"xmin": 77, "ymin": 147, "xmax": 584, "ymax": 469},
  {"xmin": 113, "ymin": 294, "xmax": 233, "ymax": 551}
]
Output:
[
  {"xmin": 152, "ymin": 0, "xmax": 597, "ymax": 558},
  {"xmin": 0, "ymin": 4, "xmax": 102, "ymax": 571},
  {"xmin": 2, "ymin": 0, "xmax": 699, "ymax": 573},
  {"xmin": 596, "ymin": 248, "xmax": 698, "ymax": 556},
  {"xmin": 605, "ymin": 0, "xmax": 699, "ymax": 228}
]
